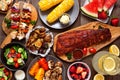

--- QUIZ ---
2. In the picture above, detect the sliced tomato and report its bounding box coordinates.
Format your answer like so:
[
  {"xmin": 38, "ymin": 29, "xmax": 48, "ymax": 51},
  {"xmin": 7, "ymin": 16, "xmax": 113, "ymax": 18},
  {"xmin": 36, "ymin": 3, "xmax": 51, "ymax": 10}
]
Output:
[
  {"xmin": 23, "ymin": 29, "xmax": 28, "ymax": 33},
  {"xmin": 11, "ymin": 17, "xmax": 20, "ymax": 21},
  {"xmin": 14, "ymin": 57, "xmax": 18, "ymax": 62},
  {"xmin": 17, "ymin": 53, "xmax": 21, "ymax": 58},
  {"xmin": 7, "ymin": 53, "xmax": 12, "ymax": 58},
  {"xmin": 11, "ymin": 25, "xmax": 19, "ymax": 29},
  {"xmin": 14, "ymin": 62, "xmax": 19, "ymax": 68},
  {"xmin": 10, "ymin": 48, "xmax": 15, "ymax": 54},
  {"xmin": 21, "ymin": 19, "xmax": 30, "ymax": 23},
  {"xmin": 3, "ymin": 68, "xmax": 8, "ymax": 73},
  {"xmin": 0, "ymin": 77, "xmax": 5, "ymax": 80},
  {"xmin": 5, "ymin": 71, "xmax": 9, "ymax": 76}
]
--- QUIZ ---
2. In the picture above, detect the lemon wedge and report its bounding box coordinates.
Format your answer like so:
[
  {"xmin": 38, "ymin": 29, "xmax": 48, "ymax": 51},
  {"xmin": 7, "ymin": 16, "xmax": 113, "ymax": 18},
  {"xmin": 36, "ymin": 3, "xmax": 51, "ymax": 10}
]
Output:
[
  {"xmin": 93, "ymin": 73, "xmax": 105, "ymax": 80},
  {"xmin": 109, "ymin": 45, "xmax": 120, "ymax": 56},
  {"xmin": 103, "ymin": 57, "xmax": 116, "ymax": 72}
]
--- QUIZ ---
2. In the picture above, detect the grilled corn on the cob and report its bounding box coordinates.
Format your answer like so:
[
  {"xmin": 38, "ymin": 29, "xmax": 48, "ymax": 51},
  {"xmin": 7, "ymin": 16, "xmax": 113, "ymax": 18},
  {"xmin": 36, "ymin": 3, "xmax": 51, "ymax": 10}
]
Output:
[
  {"xmin": 46, "ymin": 0, "xmax": 74, "ymax": 23},
  {"xmin": 38, "ymin": 0, "xmax": 63, "ymax": 11}
]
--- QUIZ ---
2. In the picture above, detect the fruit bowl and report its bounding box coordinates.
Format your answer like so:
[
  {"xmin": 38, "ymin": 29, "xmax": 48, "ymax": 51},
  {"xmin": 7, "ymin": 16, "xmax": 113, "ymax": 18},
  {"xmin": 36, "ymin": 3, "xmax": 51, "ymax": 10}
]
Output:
[
  {"xmin": 0, "ymin": 42, "xmax": 29, "ymax": 71},
  {"xmin": 67, "ymin": 62, "xmax": 91, "ymax": 80},
  {"xmin": 0, "ymin": 65, "xmax": 12, "ymax": 80}
]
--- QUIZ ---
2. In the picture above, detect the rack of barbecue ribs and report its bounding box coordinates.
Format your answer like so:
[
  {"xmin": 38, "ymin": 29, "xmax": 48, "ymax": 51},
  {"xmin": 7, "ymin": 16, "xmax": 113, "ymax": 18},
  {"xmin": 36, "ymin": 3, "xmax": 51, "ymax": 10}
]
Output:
[{"xmin": 53, "ymin": 22, "xmax": 120, "ymax": 62}]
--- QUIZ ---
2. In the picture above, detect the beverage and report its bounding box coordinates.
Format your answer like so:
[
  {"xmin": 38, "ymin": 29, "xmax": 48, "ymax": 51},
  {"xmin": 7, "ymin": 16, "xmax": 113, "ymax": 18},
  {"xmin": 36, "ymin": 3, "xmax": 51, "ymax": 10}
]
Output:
[{"xmin": 92, "ymin": 51, "xmax": 120, "ymax": 75}]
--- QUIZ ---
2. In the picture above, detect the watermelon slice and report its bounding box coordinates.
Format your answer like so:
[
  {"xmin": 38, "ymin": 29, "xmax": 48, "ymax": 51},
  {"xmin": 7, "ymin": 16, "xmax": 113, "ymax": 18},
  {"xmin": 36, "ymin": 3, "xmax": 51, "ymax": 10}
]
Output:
[
  {"xmin": 103, "ymin": 0, "xmax": 117, "ymax": 11},
  {"xmin": 98, "ymin": 0, "xmax": 105, "ymax": 12},
  {"xmin": 89, "ymin": 0, "xmax": 97, "ymax": 2},
  {"xmin": 81, "ymin": 1, "xmax": 98, "ymax": 18}
]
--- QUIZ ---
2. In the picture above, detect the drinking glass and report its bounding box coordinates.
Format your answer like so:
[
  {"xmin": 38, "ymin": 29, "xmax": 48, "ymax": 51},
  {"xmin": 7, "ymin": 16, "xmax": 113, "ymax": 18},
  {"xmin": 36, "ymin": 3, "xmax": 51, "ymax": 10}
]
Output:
[{"xmin": 92, "ymin": 51, "xmax": 120, "ymax": 75}]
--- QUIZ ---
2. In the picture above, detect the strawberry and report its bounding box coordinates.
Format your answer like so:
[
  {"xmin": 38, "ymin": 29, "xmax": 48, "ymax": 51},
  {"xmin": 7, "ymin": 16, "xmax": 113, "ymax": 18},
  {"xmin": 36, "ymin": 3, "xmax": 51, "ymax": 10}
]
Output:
[
  {"xmin": 98, "ymin": 11, "xmax": 108, "ymax": 20},
  {"xmin": 71, "ymin": 73, "xmax": 79, "ymax": 79},
  {"xmin": 81, "ymin": 71, "xmax": 87, "ymax": 79},
  {"xmin": 69, "ymin": 65, "xmax": 76, "ymax": 73},
  {"xmin": 111, "ymin": 18, "xmax": 119, "ymax": 26},
  {"xmin": 76, "ymin": 66, "xmax": 84, "ymax": 74}
]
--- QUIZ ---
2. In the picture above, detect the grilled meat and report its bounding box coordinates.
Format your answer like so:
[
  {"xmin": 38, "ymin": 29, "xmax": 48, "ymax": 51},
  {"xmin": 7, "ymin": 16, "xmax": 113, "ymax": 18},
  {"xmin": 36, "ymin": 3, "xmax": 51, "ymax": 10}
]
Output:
[{"xmin": 55, "ymin": 28, "xmax": 111, "ymax": 55}]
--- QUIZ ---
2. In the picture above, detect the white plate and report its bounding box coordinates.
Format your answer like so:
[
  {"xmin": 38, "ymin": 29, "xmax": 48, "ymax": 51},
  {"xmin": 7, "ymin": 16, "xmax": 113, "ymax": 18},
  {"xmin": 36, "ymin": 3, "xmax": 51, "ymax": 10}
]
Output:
[
  {"xmin": 25, "ymin": 25, "xmax": 53, "ymax": 57},
  {"xmin": 81, "ymin": 0, "xmax": 114, "ymax": 23}
]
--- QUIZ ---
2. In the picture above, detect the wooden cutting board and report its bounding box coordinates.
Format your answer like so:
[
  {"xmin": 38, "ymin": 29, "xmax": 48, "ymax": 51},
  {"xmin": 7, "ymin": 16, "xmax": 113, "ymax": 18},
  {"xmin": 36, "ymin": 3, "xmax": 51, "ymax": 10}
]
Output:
[
  {"xmin": 54, "ymin": 21, "xmax": 120, "ymax": 62},
  {"xmin": 2, "ymin": 2, "xmax": 38, "ymax": 35},
  {"xmin": 0, "ymin": 2, "xmax": 38, "ymax": 49}
]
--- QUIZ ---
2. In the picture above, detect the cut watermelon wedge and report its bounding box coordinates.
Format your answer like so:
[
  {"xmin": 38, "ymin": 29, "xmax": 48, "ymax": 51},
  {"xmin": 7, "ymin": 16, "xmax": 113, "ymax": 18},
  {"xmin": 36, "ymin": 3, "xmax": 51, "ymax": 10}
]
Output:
[
  {"xmin": 81, "ymin": 1, "xmax": 98, "ymax": 18},
  {"xmin": 89, "ymin": 0, "xmax": 97, "ymax": 2},
  {"xmin": 103, "ymin": 0, "xmax": 117, "ymax": 11},
  {"xmin": 98, "ymin": 0, "xmax": 105, "ymax": 12}
]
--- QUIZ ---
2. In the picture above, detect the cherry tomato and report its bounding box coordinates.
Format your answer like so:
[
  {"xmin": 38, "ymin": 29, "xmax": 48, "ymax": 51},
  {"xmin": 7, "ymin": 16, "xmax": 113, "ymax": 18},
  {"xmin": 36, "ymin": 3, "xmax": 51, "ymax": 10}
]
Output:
[
  {"xmin": 17, "ymin": 53, "xmax": 21, "ymax": 58},
  {"xmin": 10, "ymin": 25, "xmax": 19, "ymax": 29},
  {"xmin": 89, "ymin": 48, "xmax": 96, "ymax": 54},
  {"xmin": 7, "ymin": 53, "xmax": 12, "ymax": 58},
  {"xmin": 10, "ymin": 48, "xmax": 15, "ymax": 54},
  {"xmin": 14, "ymin": 57, "xmax": 18, "ymax": 62},
  {"xmin": 82, "ymin": 48, "xmax": 87, "ymax": 55},
  {"xmin": 38, "ymin": 58, "xmax": 48, "ymax": 71},
  {"xmin": 11, "ymin": 17, "xmax": 20, "ymax": 21},
  {"xmin": 1, "ymin": 77, "xmax": 5, "ymax": 80},
  {"xmin": 14, "ymin": 62, "xmax": 19, "ymax": 68},
  {"xmin": 23, "ymin": 29, "xmax": 28, "ymax": 33},
  {"xmin": 5, "ymin": 71, "xmax": 9, "ymax": 76},
  {"xmin": 3, "ymin": 68, "xmax": 8, "ymax": 73}
]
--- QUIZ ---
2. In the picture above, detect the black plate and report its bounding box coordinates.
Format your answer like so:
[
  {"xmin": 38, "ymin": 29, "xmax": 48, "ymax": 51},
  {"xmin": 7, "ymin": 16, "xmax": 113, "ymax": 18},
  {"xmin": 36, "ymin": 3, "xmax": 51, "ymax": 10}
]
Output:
[
  {"xmin": 27, "ymin": 55, "xmax": 66, "ymax": 80},
  {"xmin": 38, "ymin": 0, "xmax": 79, "ymax": 29},
  {"xmin": 0, "ymin": 42, "xmax": 29, "ymax": 71}
]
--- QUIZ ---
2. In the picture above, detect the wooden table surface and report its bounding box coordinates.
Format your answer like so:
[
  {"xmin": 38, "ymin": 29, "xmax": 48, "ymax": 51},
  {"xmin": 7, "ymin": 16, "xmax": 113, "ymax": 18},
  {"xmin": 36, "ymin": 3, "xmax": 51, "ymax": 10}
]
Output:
[{"xmin": 0, "ymin": 0, "xmax": 120, "ymax": 80}]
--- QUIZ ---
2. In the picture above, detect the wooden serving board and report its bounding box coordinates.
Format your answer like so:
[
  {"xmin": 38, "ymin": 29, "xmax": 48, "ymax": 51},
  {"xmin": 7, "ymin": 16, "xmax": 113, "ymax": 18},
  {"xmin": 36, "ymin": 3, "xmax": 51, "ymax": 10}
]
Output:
[
  {"xmin": 54, "ymin": 21, "xmax": 120, "ymax": 62},
  {"xmin": 2, "ymin": 2, "xmax": 38, "ymax": 35},
  {"xmin": 0, "ymin": 2, "xmax": 38, "ymax": 48}
]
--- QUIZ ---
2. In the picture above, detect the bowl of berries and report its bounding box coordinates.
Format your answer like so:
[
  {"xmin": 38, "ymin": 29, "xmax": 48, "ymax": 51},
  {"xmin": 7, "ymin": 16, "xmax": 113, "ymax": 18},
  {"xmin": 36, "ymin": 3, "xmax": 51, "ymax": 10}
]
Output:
[
  {"xmin": 67, "ymin": 62, "xmax": 91, "ymax": 80},
  {"xmin": 0, "ymin": 42, "xmax": 29, "ymax": 71}
]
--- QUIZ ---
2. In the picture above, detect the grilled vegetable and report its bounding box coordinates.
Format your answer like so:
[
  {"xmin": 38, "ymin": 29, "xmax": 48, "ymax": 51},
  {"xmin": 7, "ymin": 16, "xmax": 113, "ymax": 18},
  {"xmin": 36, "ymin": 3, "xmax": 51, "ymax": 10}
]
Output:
[
  {"xmin": 35, "ymin": 68, "xmax": 45, "ymax": 80},
  {"xmin": 38, "ymin": 0, "xmax": 63, "ymax": 11},
  {"xmin": 46, "ymin": 0, "xmax": 74, "ymax": 23}
]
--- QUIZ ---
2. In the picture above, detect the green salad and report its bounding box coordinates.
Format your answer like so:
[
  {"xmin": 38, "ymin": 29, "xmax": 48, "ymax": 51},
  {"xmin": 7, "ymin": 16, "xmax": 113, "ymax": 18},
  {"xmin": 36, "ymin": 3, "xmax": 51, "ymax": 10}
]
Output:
[{"xmin": 4, "ymin": 45, "xmax": 27, "ymax": 68}]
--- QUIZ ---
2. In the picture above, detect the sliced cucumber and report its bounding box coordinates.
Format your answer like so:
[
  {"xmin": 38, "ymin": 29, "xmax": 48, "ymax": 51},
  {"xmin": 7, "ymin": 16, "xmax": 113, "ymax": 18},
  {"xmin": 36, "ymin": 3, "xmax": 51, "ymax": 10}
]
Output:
[
  {"xmin": 18, "ymin": 48, "xmax": 24, "ymax": 53},
  {"xmin": 21, "ymin": 54, "xmax": 24, "ymax": 59},
  {"xmin": 17, "ymin": 58, "xmax": 22, "ymax": 64},
  {"xmin": 7, "ymin": 58, "xmax": 14, "ymax": 65},
  {"xmin": 3, "ymin": 75, "xmax": 7, "ymax": 80},
  {"xmin": 23, "ymin": 51, "xmax": 27, "ymax": 59},
  {"xmin": 8, "ymin": 58, "xmax": 13, "ymax": 63},
  {"xmin": 0, "ymin": 71, "xmax": 3, "ymax": 77}
]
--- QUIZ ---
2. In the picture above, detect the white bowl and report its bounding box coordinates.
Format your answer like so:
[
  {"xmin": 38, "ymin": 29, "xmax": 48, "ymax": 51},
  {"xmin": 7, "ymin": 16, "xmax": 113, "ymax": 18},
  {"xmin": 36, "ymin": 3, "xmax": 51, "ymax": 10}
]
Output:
[{"xmin": 67, "ymin": 62, "xmax": 91, "ymax": 80}]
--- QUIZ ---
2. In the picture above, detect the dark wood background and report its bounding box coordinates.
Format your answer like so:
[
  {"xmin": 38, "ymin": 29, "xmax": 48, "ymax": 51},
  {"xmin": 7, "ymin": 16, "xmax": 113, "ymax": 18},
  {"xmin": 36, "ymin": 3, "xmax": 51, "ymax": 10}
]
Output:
[{"xmin": 0, "ymin": 0, "xmax": 120, "ymax": 80}]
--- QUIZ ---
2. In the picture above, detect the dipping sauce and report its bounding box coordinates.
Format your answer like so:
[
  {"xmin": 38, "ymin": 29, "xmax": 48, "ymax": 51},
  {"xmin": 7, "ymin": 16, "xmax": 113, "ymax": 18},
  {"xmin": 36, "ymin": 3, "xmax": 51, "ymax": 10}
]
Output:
[
  {"xmin": 59, "ymin": 13, "xmax": 70, "ymax": 25},
  {"xmin": 15, "ymin": 70, "xmax": 25, "ymax": 80}
]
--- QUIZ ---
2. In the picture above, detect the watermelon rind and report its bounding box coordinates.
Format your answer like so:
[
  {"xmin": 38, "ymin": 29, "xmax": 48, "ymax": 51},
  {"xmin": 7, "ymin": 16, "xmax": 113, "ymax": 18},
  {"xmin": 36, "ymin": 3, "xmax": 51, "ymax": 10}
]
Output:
[{"xmin": 80, "ymin": 7, "xmax": 98, "ymax": 18}]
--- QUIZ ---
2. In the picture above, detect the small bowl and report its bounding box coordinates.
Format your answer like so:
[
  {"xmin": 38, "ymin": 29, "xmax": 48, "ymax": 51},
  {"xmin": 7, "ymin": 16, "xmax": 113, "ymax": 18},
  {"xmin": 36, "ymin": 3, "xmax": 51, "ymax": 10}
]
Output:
[
  {"xmin": 0, "ymin": 42, "xmax": 29, "ymax": 71},
  {"xmin": 67, "ymin": 62, "xmax": 91, "ymax": 80},
  {"xmin": 0, "ymin": 65, "xmax": 12, "ymax": 80}
]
